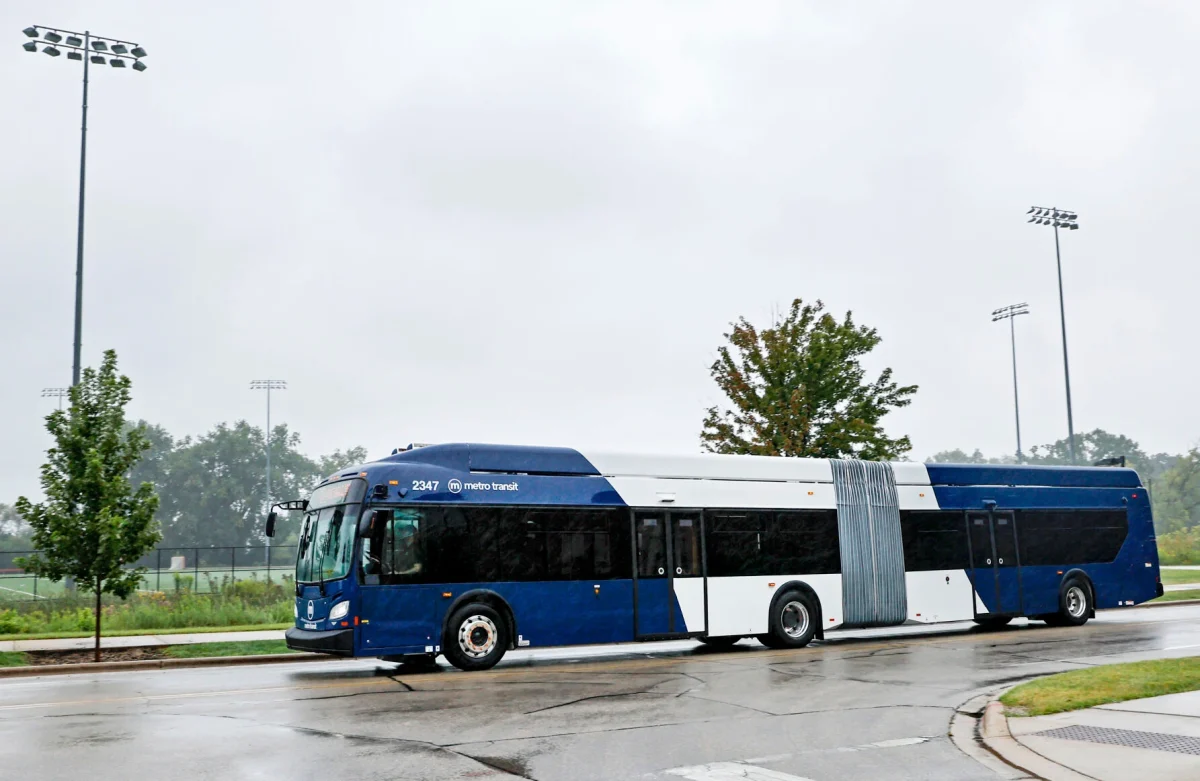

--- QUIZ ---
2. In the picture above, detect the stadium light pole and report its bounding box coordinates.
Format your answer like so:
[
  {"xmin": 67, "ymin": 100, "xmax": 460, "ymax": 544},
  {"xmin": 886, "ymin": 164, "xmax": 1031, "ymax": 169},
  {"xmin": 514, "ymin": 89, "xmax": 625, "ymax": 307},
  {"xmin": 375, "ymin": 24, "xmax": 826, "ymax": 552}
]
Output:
[
  {"xmin": 21, "ymin": 24, "xmax": 148, "ymax": 387},
  {"xmin": 992, "ymin": 303, "xmax": 1030, "ymax": 463},
  {"xmin": 41, "ymin": 387, "xmax": 70, "ymax": 410},
  {"xmin": 1027, "ymin": 206, "xmax": 1079, "ymax": 464},
  {"xmin": 250, "ymin": 380, "xmax": 287, "ymax": 548}
]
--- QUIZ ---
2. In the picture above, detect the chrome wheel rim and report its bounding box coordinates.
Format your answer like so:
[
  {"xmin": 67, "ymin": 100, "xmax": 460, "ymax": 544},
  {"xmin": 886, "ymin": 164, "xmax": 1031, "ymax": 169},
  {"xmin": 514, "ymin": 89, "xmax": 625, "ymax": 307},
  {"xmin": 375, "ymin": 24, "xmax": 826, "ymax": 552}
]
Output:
[
  {"xmin": 458, "ymin": 615, "xmax": 498, "ymax": 659},
  {"xmin": 1066, "ymin": 586, "xmax": 1087, "ymax": 618},
  {"xmin": 781, "ymin": 601, "xmax": 810, "ymax": 639}
]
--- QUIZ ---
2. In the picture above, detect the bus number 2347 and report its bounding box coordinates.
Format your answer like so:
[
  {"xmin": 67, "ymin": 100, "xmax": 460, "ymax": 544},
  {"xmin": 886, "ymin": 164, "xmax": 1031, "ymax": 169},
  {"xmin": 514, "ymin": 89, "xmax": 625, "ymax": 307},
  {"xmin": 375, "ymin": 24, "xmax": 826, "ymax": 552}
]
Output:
[{"xmin": 412, "ymin": 480, "xmax": 439, "ymax": 492}]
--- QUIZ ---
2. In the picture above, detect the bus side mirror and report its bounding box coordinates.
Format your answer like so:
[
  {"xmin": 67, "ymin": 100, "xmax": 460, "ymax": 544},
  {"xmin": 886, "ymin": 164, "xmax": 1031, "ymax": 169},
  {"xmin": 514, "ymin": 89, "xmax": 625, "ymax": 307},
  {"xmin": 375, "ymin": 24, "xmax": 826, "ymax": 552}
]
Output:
[
  {"xmin": 360, "ymin": 509, "xmax": 387, "ymax": 536},
  {"xmin": 265, "ymin": 511, "xmax": 278, "ymax": 538}
]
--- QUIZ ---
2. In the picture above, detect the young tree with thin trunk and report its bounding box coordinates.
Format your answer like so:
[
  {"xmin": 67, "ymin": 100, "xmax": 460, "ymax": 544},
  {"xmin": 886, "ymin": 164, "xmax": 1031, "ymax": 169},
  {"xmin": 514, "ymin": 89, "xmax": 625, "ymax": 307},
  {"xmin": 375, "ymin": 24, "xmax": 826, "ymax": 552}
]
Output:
[
  {"xmin": 15, "ymin": 350, "xmax": 160, "ymax": 662},
  {"xmin": 702, "ymin": 298, "xmax": 918, "ymax": 460}
]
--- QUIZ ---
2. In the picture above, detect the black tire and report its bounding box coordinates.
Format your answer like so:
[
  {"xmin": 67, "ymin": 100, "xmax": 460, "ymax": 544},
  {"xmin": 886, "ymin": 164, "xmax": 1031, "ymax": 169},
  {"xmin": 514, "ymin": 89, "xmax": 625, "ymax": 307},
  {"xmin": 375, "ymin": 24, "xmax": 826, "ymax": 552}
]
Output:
[
  {"xmin": 698, "ymin": 636, "xmax": 741, "ymax": 648},
  {"xmin": 972, "ymin": 616, "xmax": 1013, "ymax": 630},
  {"xmin": 765, "ymin": 589, "xmax": 818, "ymax": 649},
  {"xmin": 756, "ymin": 633, "xmax": 787, "ymax": 649},
  {"xmin": 442, "ymin": 602, "xmax": 509, "ymax": 671},
  {"xmin": 1054, "ymin": 577, "xmax": 1093, "ymax": 627}
]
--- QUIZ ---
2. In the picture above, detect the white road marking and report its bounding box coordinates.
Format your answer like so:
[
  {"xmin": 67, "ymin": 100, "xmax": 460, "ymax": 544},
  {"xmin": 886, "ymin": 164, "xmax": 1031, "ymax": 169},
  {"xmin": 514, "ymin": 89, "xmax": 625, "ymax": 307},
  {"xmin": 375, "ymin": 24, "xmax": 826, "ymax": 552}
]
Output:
[
  {"xmin": 665, "ymin": 763, "xmax": 814, "ymax": 781},
  {"xmin": 665, "ymin": 737, "xmax": 932, "ymax": 779}
]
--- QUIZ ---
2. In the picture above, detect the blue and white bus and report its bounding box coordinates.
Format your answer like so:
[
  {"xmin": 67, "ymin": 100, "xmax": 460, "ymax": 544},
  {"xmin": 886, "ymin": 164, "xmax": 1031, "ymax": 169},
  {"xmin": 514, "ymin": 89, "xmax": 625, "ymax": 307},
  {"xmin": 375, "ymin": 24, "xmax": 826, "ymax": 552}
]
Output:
[{"xmin": 267, "ymin": 443, "xmax": 1162, "ymax": 671}]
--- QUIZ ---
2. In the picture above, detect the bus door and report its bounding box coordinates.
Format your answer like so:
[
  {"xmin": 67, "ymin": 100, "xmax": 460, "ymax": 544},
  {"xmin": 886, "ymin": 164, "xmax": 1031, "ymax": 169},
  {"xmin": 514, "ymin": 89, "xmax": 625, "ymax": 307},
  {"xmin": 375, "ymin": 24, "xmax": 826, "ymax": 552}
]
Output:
[
  {"xmin": 633, "ymin": 512, "xmax": 703, "ymax": 637},
  {"xmin": 968, "ymin": 511, "xmax": 1022, "ymax": 616}
]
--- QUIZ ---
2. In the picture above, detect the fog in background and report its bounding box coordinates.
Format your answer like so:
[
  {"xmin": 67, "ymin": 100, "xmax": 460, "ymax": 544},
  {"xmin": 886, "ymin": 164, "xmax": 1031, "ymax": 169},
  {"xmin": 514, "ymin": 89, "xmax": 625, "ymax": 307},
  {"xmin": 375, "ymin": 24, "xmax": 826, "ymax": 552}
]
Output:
[{"xmin": 3, "ymin": 1, "xmax": 1198, "ymax": 500}]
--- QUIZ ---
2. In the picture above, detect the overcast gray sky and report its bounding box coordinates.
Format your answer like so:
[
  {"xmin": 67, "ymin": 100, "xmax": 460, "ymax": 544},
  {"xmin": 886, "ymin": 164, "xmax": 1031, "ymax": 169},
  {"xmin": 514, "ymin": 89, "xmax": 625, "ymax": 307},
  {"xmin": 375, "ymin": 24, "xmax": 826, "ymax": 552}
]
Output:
[{"xmin": 3, "ymin": 1, "xmax": 1198, "ymax": 501}]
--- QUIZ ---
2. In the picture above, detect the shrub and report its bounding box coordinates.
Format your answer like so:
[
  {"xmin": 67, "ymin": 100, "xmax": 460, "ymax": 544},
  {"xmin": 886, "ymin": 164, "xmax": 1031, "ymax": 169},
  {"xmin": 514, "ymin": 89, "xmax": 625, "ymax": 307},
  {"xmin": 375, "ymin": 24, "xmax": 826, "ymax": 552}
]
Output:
[{"xmin": 1158, "ymin": 528, "xmax": 1200, "ymax": 565}]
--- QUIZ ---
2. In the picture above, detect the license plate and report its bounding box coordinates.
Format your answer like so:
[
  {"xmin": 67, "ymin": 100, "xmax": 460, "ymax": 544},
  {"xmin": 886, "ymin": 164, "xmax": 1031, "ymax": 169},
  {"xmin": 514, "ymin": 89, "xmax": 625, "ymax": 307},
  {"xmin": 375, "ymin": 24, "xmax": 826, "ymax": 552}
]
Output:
[{"xmin": 303, "ymin": 622, "xmax": 318, "ymax": 630}]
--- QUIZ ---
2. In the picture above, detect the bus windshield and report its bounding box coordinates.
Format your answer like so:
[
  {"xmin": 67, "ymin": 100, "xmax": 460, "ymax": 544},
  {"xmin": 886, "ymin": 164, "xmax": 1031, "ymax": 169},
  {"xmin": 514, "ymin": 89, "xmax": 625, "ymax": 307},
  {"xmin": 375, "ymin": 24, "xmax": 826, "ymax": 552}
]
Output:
[{"xmin": 295, "ymin": 503, "xmax": 362, "ymax": 584}]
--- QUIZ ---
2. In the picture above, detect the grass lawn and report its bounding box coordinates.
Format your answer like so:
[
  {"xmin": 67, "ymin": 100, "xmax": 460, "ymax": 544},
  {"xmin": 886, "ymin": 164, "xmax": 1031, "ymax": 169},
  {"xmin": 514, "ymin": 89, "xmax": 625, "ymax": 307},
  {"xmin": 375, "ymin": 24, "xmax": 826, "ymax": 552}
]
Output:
[
  {"xmin": 1159, "ymin": 568, "xmax": 1200, "ymax": 586},
  {"xmin": 1002, "ymin": 656, "xmax": 1200, "ymax": 716},
  {"xmin": 163, "ymin": 640, "xmax": 298, "ymax": 659},
  {"xmin": 0, "ymin": 652, "xmax": 29, "ymax": 668},
  {"xmin": 0, "ymin": 623, "xmax": 290, "ymax": 643},
  {"xmin": 1151, "ymin": 588, "xmax": 1200, "ymax": 603}
]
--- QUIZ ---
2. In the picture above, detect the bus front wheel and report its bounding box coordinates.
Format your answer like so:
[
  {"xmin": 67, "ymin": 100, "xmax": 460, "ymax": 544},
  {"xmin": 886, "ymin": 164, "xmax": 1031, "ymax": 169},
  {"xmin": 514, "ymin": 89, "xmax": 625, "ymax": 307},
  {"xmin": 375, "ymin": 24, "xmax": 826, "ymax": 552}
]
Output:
[
  {"xmin": 443, "ymin": 602, "xmax": 509, "ymax": 671},
  {"xmin": 764, "ymin": 589, "xmax": 818, "ymax": 649}
]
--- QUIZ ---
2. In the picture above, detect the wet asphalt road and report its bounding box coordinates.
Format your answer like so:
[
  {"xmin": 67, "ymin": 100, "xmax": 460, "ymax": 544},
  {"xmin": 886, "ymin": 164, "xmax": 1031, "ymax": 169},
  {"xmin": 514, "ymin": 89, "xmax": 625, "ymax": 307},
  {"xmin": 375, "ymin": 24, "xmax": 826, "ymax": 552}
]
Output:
[{"xmin": 3, "ymin": 604, "xmax": 1200, "ymax": 781}]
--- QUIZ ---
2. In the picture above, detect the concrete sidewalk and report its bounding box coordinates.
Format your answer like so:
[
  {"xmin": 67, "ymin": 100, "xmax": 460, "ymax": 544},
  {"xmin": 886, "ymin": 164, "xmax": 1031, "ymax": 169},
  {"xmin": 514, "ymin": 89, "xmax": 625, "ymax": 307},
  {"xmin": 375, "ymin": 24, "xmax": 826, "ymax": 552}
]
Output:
[
  {"xmin": 0, "ymin": 629, "xmax": 285, "ymax": 653},
  {"xmin": 1001, "ymin": 690, "xmax": 1200, "ymax": 780}
]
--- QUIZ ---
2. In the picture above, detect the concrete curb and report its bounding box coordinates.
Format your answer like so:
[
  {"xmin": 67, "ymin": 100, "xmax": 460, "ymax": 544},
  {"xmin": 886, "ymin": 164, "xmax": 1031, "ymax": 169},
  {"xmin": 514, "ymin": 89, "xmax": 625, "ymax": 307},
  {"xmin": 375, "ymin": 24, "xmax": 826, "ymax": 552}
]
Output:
[
  {"xmin": 974, "ymin": 693, "xmax": 1096, "ymax": 781},
  {"xmin": 0, "ymin": 652, "xmax": 338, "ymax": 679}
]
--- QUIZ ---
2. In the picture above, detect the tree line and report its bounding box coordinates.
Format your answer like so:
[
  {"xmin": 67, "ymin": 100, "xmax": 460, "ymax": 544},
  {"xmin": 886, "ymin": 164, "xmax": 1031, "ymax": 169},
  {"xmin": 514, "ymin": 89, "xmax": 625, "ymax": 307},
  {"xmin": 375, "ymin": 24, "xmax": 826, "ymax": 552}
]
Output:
[
  {"xmin": 928, "ymin": 432, "xmax": 1200, "ymax": 538},
  {"xmin": 2, "ymin": 420, "xmax": 365, "ymax": 552}
]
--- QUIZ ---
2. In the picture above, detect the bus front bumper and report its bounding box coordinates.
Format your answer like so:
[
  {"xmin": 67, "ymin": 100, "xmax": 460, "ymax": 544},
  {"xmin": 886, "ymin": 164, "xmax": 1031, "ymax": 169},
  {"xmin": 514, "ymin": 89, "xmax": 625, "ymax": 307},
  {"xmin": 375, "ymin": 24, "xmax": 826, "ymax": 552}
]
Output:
[{"xmin": 285, "ymin": 627, "xmax": 355, "ymax": 656}]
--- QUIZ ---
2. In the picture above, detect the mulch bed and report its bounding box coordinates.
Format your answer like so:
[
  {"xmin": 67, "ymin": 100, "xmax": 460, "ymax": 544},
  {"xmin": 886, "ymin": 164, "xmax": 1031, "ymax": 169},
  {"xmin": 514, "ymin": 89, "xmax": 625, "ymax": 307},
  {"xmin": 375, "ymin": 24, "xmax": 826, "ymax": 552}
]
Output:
[{"xmin": 24, "ymin": 646, "xmax": 169, "ymax": 665}]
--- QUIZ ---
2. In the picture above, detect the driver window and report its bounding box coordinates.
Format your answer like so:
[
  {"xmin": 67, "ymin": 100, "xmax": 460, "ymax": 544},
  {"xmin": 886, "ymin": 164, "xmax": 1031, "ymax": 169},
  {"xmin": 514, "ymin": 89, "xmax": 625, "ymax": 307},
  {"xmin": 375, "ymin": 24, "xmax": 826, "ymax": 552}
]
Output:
[
  {"xmin": 388, "ymin": 510, "xmax": 424, "ymax": 580},
  {"xmin": 361, "ymin": 508, "xmax": 427, "ymax": 585}
]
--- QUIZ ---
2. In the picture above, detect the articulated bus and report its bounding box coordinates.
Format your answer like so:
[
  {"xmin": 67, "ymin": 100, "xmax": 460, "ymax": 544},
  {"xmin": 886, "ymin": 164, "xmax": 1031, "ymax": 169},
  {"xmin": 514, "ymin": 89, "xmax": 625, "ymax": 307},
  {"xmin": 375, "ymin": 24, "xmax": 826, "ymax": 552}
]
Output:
[{"xmin": 268, "ymin": 443, "xmax": 1162, "ymax": 671}]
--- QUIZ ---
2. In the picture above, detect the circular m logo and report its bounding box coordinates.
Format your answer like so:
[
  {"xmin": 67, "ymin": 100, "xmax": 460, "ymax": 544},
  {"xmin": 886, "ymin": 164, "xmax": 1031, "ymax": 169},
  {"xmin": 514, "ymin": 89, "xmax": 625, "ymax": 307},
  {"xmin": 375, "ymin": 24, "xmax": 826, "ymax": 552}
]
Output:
[{"xmin": 448, "ymin": 479, "xmax": 462, "ymax": 494}]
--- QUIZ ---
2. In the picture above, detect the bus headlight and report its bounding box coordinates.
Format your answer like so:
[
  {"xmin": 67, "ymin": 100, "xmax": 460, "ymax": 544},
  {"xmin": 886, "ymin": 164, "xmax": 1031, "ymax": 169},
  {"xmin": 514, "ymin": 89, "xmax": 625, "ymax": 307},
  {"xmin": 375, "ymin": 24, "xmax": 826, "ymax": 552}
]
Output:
[
  {"xmin": 294, "ymin": 602, "xmax": 298, "ymax": 618},
  {"xmin": 329, "ymin": 601, "xmax": 350, "ymax": 621}
]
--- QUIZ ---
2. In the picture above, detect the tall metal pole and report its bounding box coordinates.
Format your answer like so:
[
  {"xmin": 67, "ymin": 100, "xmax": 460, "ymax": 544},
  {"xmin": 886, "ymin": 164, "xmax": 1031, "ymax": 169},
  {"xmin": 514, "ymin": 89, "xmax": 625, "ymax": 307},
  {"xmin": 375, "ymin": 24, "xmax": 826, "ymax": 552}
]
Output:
[
  {"xmin": 71, "ymin": 31, "xmax": 90, "ymax": 387},
  {"xmin": 265, "ymin": 384, "xmax": 272, "ymax": 552},
  {"xmin": 1053, "ymin": 220, "xmax": 1077, "ymax": 465},
  {"xmin": 251, "ymin": 379, "xmax": 286, "ymax": 547},
  {"xmin": 992, "ymin": 303, "xmax": 1029, "ymax": 464},
  {"xmin": 1009, "ymin": 313, "xmax": 1022, "ymax": 462}
]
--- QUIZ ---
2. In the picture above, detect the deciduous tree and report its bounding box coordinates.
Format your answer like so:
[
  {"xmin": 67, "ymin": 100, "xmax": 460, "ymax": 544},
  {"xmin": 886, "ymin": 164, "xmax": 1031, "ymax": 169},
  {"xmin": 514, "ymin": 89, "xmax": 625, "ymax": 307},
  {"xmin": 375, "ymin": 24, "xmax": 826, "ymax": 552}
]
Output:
[
  {"xmin": 15, "ymin": 351, "xmax": 161, "ymax": 661},
  {"xmin": 702, "ymin": 298, "xmax": 917, "ymax": 459}
]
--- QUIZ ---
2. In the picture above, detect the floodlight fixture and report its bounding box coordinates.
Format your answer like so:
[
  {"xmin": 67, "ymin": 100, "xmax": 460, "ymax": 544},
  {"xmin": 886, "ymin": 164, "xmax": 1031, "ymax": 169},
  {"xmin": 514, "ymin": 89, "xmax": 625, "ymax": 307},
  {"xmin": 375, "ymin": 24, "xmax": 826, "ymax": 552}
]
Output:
[
  {"xmin": 131, "ymin": 46, "xmax": 146, "ymax": 58},
  {"xmin": 67, "ymin": 50, "xmax": 82, "ymax": 60},
  {"xmin": 110, "ymin": 43, "xmax": 127, "ymax": 54},
  {"xmin": 65, "ymin": 35, "xmax": 82, "ymax": 47},
  {"xmin": 90, "ymin": 54, "xmax": 105, "ymax": 64},
  {"xmin": 43, "ymin": 45, "xmax": 60, "ymax": 57},
  {"xmin": 132, "ymin": 60, "xmax": 146, "ymax": 72},
  {"xmin": 23, "ymin": 26, "xmax": 38, "ymax": 38},
  {"xmin": 43, "ymin": 30, "xmax": 62, "ymax": 43},
  {"xmin": 110, "ymin": 58, "xmax": 125, "ymax": 68},
  {"xmin": 91, "ymin": 39, "xmax": 107, "ymax": 51},
  {"xmin": 23, "ymin": 40, "xmax": 36, "ymax": 52}
]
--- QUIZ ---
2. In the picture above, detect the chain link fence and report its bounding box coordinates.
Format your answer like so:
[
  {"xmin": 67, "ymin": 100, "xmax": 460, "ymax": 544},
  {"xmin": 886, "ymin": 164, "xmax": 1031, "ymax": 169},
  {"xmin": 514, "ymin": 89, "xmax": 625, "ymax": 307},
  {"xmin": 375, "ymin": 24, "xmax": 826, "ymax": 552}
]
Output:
[{"xmin": 0, "ymin": 545, "xmax": 297, "ymax": 603}]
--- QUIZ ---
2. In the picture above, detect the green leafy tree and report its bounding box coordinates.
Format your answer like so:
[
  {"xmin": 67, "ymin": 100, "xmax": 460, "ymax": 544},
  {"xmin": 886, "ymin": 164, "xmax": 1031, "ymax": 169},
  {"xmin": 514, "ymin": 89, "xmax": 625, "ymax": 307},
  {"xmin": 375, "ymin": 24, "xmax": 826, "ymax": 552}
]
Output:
[
  {"xmin": 702, "ymin": 298, "xmax": 918, "ymax": 459},
  {"xmin": 0, "ymin": 503, "xmax": 33, "ymax": 553},
  {"xmin": 14, "ymin": 351, "xmax": 161, "ymax": 661},
  {"xmin": 317, "ymin": 446, "xmax": 370, "ymax": 478},
  {"xmin": 154, "ymin": 421, "xmax": 321, "ymax": 548},
  {"xmin": 1151, "ymin": 448, "xmax": 1200, "ymax": 535}
]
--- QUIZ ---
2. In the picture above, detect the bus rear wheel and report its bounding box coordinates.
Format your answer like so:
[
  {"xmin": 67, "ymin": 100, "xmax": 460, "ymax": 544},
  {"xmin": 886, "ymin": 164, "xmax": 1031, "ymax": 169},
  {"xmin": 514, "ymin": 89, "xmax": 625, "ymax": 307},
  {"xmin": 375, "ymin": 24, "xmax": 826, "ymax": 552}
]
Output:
[
  {"xmin": 1046, "ymin": 578, "xmax": 1092, "ymax": 627},
  {"xmin": 765, "ymin": 589, "xmax": 818, "ymax": 649},
  {"xmin": 443, "ymin": 602, "xmax": 509, "ymax": 671}
]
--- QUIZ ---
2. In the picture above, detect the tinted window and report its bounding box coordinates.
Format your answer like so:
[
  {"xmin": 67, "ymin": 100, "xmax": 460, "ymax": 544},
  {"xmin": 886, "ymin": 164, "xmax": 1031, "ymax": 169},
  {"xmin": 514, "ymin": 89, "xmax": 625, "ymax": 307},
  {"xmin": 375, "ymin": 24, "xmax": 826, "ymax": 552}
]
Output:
[
  {"xmin": 1017, "ymin": 509, "xmax": 1128, "ymax": 566},
  {"xmin": 366, "ymin": 505, "xmax": 630, "ymax": 584},
  {"xmin": 901, "ymin": 511, "xmax": 968, "ymax": 571},
  {"xmin": 706, "ymin": 510, "xmax": 840, "ymax": 576},
  {"xmin": 770, "ymin": 511, "xmax": 840, "ymax": 574},
  {"xmin": 706, "ymin": 511, "xmax": 768, "ymax": 576}
]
